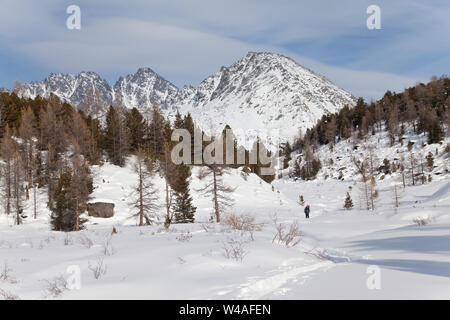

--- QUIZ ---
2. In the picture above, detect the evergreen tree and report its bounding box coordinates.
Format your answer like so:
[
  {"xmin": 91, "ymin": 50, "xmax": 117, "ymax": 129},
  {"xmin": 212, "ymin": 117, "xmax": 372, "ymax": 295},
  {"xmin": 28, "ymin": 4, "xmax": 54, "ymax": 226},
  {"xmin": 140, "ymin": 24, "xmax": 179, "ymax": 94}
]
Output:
[
  {"xmin": 147, "ymin": 104, "xmax": 166, "ymax": 160},
  {"xmin": 299, "ymin": 195, "xmax": 305, "ymax": 206},
  {"xmin": 428, "ymin": 120, "xmax": 444, "ymax": 144},
  {"xmin": 344, "ymin": 192, "xmax": 354, "ymax": 210},
  {"xmin": 50, "ymin": 167, "xmax": 88, "ymax": 231},
  {"xmin": 172, "ymin": 164, "xmax": 196, "ymax": 224},
  {"xmin": 126, "ymin": 107, "xmax": 146, "ymax": 152}
]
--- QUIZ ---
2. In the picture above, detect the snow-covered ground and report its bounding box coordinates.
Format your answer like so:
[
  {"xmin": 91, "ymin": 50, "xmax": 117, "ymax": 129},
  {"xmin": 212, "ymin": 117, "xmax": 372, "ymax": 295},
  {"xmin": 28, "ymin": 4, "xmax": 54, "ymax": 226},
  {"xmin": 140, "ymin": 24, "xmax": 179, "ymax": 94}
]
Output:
[{"xmin": 1, "ymin": 130, "xmax": 449, "ymax": 300}]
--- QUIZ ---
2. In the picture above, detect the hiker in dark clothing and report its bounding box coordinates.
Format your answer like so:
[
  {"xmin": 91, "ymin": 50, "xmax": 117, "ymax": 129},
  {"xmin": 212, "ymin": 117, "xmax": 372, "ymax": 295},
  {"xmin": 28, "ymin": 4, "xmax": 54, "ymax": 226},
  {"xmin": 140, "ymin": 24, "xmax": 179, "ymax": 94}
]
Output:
[{"xmin": 304, "ymin": 205, "xmax": 310, "ymax": 219}]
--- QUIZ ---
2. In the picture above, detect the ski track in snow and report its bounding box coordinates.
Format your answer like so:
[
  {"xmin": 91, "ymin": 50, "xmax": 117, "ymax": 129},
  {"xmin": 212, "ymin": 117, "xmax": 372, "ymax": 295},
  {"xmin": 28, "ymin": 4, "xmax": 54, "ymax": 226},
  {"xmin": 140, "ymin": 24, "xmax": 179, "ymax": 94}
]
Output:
[{"xmin": 236, "ymin": 260, "xmax": 334, "ymax": 299}]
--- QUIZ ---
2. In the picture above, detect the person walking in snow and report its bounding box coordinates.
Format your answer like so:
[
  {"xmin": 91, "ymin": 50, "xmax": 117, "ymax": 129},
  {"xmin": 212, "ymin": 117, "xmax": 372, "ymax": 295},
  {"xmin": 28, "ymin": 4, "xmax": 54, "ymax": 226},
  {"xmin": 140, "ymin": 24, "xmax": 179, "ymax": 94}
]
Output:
[{"xmin": 304, "ymin": 205, "xmax": 310, "ymax": 219}]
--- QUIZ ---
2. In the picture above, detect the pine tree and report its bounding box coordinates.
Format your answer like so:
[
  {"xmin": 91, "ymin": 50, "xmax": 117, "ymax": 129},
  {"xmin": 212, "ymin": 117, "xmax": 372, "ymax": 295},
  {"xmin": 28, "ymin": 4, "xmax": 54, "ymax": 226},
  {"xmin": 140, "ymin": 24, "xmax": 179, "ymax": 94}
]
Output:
[
  {"xmin": 70, "ymin": 156, "xmax": 93, "ymax": 231},
  {"xmin": 343, "ymin": 192, "xmax": 354, "ymax": 210},
  {"xmin": 428, "ymin": 120, "xmax": 444, "ymax": 144},
  {"xmin": 172, "ymin": 164, "xmax": 196, "ymax": 224},
  {"xmin": 50, "ymin": 167, "xmax": 88, "ymax": 231},
  {"xmin": 147, "ymin": 104, "xmax": 166, "ymax": 160},
  {"xmin": 299, "ymin": 195, "xmax": 305, "ymax": 206},
  {"xmin": 126, "ymin": 107, "xmax": 146, "ymax": 152}
]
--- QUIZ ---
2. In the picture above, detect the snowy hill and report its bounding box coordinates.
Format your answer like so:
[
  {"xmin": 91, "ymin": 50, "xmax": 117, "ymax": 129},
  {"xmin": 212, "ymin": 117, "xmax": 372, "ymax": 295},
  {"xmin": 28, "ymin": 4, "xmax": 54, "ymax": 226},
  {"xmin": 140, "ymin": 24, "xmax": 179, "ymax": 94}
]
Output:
[
  {"xmin": 290, "ymin": 124, "xmax": 450, "ymax": 184},
  {"xmin": 16, "ymin": 52, "xmax": 356, "ymax": 145}
]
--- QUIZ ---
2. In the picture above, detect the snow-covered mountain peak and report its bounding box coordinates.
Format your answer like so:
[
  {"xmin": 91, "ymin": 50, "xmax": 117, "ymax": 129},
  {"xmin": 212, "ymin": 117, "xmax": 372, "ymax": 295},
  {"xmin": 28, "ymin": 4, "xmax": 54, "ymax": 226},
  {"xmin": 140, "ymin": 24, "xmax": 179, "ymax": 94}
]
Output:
[
  {"xmin": 173, "ymin": 51, "xmax": 356, "ymax": 145},
  {"xmin": 113, "ymin": 68, "xmax": 179, "ymax": 112}
]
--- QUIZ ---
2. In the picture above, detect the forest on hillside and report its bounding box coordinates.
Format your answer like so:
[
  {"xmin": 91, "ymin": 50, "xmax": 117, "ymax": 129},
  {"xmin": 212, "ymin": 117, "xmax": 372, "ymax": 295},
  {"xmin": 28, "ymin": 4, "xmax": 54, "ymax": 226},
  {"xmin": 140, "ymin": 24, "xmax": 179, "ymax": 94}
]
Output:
[
  {"xmin": 283, "ymin": 76, "xmax": 450, "ymax": 181},
  {"xmin": 0, "ymin": 91, "xmax": 272, "ymax": 231}
]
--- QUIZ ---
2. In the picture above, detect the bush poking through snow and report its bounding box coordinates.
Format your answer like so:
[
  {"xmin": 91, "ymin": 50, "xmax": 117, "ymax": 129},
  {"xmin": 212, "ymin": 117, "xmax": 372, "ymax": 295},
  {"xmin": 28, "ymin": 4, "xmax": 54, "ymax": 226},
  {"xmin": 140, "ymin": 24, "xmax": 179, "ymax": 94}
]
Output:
[
  {"xmin": 63, "ymin": 233, "xmax": 73, "ymax": 246},
  {"xmin": 89, "ymin": 256, "xmax": 107, "ymax": 279},
  {"xmin": 0, "ymin": 262, "xmax": 17, "ymax": 284},
  {"xmin": 102, "ymin": 234, "xmax": 115, "ymax": 256},
  {"xmin": 176, "ymin": 231, "xmax": 193, "ymax": 242},
  {"xmin": 201, "ymin": 224, "xmax": 215, "ymax": 233},
  {"xmin": 222, "ymin": 238, "xmax": 248, "ymax": 262},
  {"xmin": 413, "ymin": 216, "xmax": 432, "ymax": 227},
  {"xmin": 271, "ymin": 215, "xmax": 302, "ymax": 247},
  {"xmin": 222, "ymin": 212, "xmax": 264, "ymax": 240},
  {"xmin": 78, "ymin": 234, "xmax": 94, "ymax": 248},
  {"xmin": 42, "ymin": 275, "xmax": 69, "ymax": 298},
  {"xmin": 0, "ymin": 288, "xmax": 20, "ymax": 300}
]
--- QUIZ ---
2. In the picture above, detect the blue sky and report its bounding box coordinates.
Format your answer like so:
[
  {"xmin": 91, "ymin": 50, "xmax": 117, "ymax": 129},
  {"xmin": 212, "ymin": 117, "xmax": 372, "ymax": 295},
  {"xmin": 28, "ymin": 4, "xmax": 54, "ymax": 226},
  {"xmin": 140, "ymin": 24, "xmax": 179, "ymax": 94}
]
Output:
[{"xmin": 1, "ymin": 0, "xmax": 449, "ymax": 100}]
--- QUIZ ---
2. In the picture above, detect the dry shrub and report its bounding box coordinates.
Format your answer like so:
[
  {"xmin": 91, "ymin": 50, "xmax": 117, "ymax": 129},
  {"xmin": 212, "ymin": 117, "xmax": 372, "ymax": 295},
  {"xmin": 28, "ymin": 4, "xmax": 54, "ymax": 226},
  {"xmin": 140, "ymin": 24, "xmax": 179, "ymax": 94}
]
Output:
[
  {"xmin": 222, "ymin": 238, "xmax": 248, "ymax": 262},
  {"xmin": 63, "ymin": 233, "xmax": 73, "ymax": 246},
  {"xmin": 272, "ymin": 215, "xmax": 302, "ymax": 247},
  {"xmin": 176, "ymin": 231, "xmax": 193, "ymax": 242},
  {"xmin": 413, "ymin": 216, "xmax": 432, "ymax": 227},
  {"xmin": 102, "ymin": 234, "xmax": 115, "ymax": 256},
  {"xmin": 78, "ymin": 234, "xmax": 94, "ymax": 248},
  {"xmin": 0, "ymin": 262, "xmax": 17, "ymax": 284},
  {"xmin": 42, "ymin": 275, "xmax": 69, "ymax": 298},
  {"xmin": 89, "ymin": 256, "xmax": 107, "ymax": 280},
  {"xmin": 0, "ymin": 288, "xmax": 20, "ymax": 300},
  {"xmin": 201, "ymin": 224, "xmax": 215, "ymax": 233},
  {"xmin": 222, "ymin": 212, "xmax": 264, "ymax": 240}
]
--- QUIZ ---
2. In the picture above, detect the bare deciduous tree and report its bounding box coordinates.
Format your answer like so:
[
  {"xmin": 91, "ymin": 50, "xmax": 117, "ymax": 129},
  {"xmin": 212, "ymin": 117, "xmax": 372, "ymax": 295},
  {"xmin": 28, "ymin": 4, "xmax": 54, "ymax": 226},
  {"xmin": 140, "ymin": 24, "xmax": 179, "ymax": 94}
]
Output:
[
  {"xmin": 197, "ymin": 164, "xmax": 235, "ymax": 223},
  {"xmin": 0, "ymin": 132, "xmax": 16, "ymax": 216},
  {"xmin": 129, "ymin": 149, "xmax": 159, "ymax": 226}
]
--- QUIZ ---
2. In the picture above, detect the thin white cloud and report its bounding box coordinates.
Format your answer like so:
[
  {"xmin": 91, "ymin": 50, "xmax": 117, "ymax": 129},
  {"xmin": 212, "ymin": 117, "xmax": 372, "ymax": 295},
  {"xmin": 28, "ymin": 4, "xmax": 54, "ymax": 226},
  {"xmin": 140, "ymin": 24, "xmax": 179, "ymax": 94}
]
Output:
[{"xmin": 0, "ymin": 0, "xmax": 446, "ymax": 100}]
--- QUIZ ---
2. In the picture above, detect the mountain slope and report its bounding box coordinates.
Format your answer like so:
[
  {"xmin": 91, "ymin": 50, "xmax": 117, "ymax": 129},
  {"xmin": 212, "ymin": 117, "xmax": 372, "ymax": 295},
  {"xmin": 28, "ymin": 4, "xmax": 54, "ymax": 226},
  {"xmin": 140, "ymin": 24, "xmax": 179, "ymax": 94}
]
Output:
[{"xmin": 172, "ymin": 52, "xmax": 356, "ymax": 143}]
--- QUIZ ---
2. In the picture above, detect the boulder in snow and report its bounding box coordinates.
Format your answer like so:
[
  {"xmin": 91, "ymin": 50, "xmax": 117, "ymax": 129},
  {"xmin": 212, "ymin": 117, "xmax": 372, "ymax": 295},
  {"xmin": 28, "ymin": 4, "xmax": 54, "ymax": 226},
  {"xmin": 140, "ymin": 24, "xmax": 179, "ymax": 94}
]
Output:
[{"xmin": 87, "ymin": 202, "xmax": 115, "ymax": 218}]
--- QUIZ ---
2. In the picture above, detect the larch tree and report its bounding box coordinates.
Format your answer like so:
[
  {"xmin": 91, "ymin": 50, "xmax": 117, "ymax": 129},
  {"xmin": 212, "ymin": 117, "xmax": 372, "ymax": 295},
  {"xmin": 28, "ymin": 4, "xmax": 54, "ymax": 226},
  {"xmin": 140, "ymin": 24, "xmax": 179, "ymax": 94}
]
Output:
[
  {"xmin": 129, "ymin": 149, "xmax": 159, "ymax": 226},
  {"xmin": 39, "ymin": 100, "xmax": 67, "ymax": 155},
  {"xmin": 0, "ymin": 132, "xmax": 16, "ymax": 216},
  {"xmin": 70, "ymin": 111, "xmax": 101, "ymax": 165},
  {"xmin": 197, "ymin": 164, "xmax": 235, "ymax": 223},
  {"xmin": 18, "ymin": 106, "xmax": 36, "ymax": 191},
  {"xmin": 352, "ymin": 156, "xmax": 370, "ymax": 211},
  {"xmin": 11, "ymin": 151, "xmax": 25, "ymax": 225},
  {"xmin": 162, "ymin": 142, "xmax": 175, "ymax": 228},
  {"xmin": 104, "ymin": 105, "xmax": 129, "ymax": 166}
]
